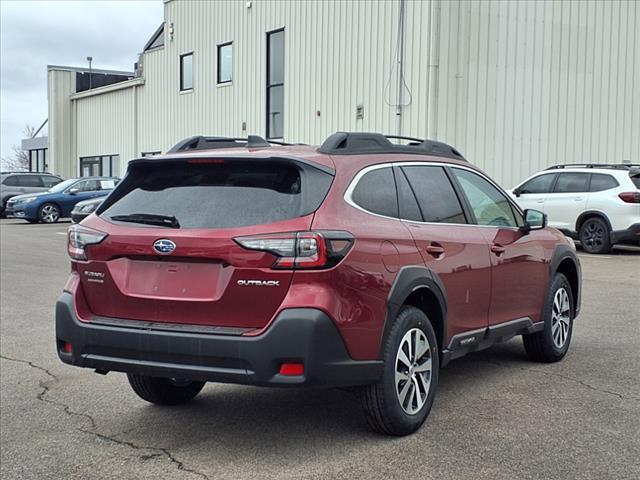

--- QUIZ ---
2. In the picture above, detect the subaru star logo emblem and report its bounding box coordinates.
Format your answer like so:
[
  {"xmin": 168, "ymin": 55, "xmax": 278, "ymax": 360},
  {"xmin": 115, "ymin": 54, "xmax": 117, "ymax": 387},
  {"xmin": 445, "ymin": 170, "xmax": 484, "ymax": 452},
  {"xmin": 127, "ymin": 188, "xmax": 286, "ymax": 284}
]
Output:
[{"xmin": 153, "ymin": 239, "xmax": 176, "ymax": 254}]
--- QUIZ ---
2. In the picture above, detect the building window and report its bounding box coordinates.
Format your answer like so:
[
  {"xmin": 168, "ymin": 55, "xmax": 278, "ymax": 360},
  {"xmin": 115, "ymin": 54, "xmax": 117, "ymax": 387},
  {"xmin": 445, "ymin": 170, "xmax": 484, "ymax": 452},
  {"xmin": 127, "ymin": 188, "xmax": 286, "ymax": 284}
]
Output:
[
  {"xmin": 266, "ymin": 29, "xmax": 284, "ymax": 139},
  {"xmin": 80, "ymin": 155, "xmax": 120, "ymax": 177},
  {"xmin": 28, "ymin": 149, "xmax": 47, "ymax": 172},
  {"xmin": 217, "ymin": 42, "xmax": 233, "ymax": 84},
  {"xmin": 180, "ymin": 52, "xmax": 193, "ymax": 91}
]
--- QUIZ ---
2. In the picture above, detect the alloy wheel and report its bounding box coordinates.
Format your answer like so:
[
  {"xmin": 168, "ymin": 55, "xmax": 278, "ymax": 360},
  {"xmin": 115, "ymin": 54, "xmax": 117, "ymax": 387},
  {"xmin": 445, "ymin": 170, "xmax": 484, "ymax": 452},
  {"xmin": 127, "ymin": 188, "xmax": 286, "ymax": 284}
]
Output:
[
  {"xmin": 40, "ymin": 204, "xmax": 60, "ymax": 223},
  {"xmin": 551, "ymin": 287, "xmax": 571, "ymax": 348},
  {"xmin": 395, "ymin": 328, "xmax": 432, "ymax": 415},
  {"xmin": 582, "ymin": 221, "xmax": 605, "ymax": 249}
]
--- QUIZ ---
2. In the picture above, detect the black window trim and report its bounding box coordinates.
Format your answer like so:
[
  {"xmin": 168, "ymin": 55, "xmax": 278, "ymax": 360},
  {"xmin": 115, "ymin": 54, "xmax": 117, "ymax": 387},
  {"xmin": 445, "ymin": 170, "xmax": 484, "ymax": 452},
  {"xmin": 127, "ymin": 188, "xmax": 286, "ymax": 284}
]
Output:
[
  {"xmin": 179, "ymin": 51, "xmax": 194, "ymax": 92},
  {"xmin": 216, "ymin": 41, "xmax": 233, "ymax": 85},
  {"xmin": 344, "ymin": 162, "xmax": 524, "ymax": 228},
  {"xmin": 266, "ymin": 27, "xmax": 285, "ymax": 140}
]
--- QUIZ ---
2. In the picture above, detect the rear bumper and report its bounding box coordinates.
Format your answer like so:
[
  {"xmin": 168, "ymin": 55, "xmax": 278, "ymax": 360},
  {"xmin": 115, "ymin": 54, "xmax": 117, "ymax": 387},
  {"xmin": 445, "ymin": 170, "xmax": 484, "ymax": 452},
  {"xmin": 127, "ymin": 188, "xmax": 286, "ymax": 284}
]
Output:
[
  {"xmin": 55, "ymin": 292, "xmax": 382, "ymax": 387},
  {"xmin": 610, "ymin": 223, "xmax": 640, "ymax": 245}
]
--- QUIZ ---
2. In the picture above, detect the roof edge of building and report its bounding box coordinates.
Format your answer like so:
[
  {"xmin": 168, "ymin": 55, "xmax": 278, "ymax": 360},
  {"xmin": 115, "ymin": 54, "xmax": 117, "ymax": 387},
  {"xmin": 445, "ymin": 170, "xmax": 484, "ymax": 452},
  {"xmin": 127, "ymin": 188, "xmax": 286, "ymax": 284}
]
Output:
[
  {"xmin": 69, "ymin": 77, "xmax": 145, "ymax": 100},
  {"xmin": 47, "ymin": 64, "xmax": 134, "ymax": 76}
]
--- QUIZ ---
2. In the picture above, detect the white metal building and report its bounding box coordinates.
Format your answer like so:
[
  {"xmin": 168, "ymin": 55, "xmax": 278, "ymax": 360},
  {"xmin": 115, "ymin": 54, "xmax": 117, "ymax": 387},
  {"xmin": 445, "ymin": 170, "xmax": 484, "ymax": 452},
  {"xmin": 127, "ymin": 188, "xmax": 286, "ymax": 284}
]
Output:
[{"xmin": 45, "ymin": 0, "xmax": 639, "ymax": 187}]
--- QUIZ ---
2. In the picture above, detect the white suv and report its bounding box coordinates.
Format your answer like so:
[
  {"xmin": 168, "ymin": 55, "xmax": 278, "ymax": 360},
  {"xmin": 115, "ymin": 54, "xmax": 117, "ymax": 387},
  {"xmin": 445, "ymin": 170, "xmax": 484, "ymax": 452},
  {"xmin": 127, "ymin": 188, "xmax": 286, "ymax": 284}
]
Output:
[{"xmin": 511, "ymin": 164, "xmax": 640, "ymax": 254}]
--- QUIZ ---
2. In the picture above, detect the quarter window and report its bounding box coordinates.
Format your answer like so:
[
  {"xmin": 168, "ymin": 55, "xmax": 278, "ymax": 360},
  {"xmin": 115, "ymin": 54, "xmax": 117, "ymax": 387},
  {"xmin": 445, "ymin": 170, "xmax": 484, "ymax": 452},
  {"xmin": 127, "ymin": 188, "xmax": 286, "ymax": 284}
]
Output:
[
  {"xmin": 553, "ymin": 173, "xmax": 589, "ymax": 193},
  {"xmin": 217, "ymin": 42, "xmax": 232, "ymax": 84},
  {"xmin": 2, "ymin": 176, "xmax": 20, "ymax": 186},
  {"xmin": 180, "ymin": 53, "xmax": 193, "ymax": 91},
  {"xmin": 351, "ymin": 167, "xmax": 398, "ymax": 218},
  {"xmin": 589, "ymin": 174, "xmax": 618, "ymax": 192},
  {"xmin": 518, "ymin": 174, "xmax": 557, "ymax": 194},
  {"xmin": 452, "ymin": 169, "xmax": 519, "ymax": 227},
  {"xmin": 400, "ymin": 166, "xmax": 466, "ymax": 224}
]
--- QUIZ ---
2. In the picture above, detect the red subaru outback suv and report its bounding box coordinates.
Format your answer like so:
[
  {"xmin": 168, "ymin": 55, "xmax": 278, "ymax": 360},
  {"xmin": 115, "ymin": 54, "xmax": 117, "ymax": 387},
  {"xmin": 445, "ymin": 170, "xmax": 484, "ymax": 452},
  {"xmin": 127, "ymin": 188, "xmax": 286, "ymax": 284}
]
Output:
[{"xmin": 56, "ymin": 133, "xmax": 581, "ymax": 435}]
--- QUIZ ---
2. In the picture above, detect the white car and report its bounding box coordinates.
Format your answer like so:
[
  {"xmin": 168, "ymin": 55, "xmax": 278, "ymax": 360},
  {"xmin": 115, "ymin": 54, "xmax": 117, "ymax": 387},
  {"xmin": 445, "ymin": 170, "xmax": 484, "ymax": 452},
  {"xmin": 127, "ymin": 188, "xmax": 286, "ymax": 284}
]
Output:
[{"xmin": 511, "ymin": 164, "xmax": 640, "ymax": 253}]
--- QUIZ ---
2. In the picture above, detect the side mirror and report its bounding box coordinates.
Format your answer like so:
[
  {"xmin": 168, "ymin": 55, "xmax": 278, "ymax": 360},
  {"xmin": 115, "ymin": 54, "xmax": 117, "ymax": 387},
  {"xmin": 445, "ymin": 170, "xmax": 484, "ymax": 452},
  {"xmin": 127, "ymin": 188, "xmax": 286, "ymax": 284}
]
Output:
[
  {"xmin": 513, "ymin": 188, "xmax": 522, "ymax": 198},
  {"xmin": 68, "ymin": 188, "xmax": 79, "ymax": 195},
  {"xmin": 521, "ymin": 209, "xmax": 547, "ymax": 232}
]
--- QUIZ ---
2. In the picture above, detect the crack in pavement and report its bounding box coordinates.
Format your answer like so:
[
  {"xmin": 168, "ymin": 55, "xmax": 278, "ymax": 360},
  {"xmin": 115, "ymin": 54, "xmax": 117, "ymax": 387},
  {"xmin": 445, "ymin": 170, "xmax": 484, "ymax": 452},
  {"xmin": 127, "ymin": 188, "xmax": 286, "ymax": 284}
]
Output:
[
  {"xmin": 0, "ymin": 354, "xmax": 211, "ymax": 480},
  {"xmin": 481, "ymin": 358, "xmax": 639, "ymax": 401},
  {"xmin": 80, "ymin": 429, "xmax": 210, "ymax": 479}
]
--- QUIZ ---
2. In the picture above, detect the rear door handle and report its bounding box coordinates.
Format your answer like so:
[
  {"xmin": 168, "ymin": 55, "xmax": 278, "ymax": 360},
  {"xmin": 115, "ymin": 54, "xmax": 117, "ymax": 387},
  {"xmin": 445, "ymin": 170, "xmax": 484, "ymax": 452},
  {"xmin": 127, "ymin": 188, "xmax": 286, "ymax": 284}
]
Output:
[
  {"xmin": 574, "ymin": 197, "xmax": 584, "ymax": 201},
  {"xmin": 491, "ymin": 244, "xmax": 506, "ymax": 255},
  {"xmin": 535, "ymin": 199, "xmax": 545, "ymax": 203},
  {"xmin": 425, "ymin": 244, "xmax": 445, "ymax": 258}
]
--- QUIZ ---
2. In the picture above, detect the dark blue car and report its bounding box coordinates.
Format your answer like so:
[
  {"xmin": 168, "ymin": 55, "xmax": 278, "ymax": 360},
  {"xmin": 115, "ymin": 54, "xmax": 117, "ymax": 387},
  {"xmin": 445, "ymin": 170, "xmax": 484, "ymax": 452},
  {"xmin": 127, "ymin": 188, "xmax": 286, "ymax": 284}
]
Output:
[{"xmin": 6, "ymin": 177, "xmax": 118, "ymax": 223}]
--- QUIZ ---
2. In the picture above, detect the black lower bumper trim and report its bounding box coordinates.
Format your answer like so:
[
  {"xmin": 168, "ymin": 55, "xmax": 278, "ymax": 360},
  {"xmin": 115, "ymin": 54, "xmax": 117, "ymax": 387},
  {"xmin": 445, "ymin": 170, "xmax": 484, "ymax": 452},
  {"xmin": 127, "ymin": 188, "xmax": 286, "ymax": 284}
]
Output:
[
  {"xmin": 611, "ymin": 223, "xmax": 640, "ymax": 245},
  {"xmin": 55, "ymin": 293, "xmax": 382, "ymax": 387}
]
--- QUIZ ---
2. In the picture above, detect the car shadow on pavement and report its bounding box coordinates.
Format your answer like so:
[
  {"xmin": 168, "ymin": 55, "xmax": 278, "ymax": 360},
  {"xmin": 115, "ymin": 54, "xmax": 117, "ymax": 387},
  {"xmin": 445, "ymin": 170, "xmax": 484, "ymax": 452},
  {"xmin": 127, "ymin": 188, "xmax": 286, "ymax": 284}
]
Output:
[{"xmin": 98, "ymin": 340, "xmax": 532, "ymax": 454}]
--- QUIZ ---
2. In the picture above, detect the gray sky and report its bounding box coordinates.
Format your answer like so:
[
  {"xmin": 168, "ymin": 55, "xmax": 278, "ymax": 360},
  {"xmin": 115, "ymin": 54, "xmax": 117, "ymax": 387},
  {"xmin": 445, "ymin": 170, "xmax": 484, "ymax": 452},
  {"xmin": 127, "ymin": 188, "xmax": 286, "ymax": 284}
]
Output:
[{"xmin": 0, "ymin": 0, "xmax": 163, "ymax": 161}]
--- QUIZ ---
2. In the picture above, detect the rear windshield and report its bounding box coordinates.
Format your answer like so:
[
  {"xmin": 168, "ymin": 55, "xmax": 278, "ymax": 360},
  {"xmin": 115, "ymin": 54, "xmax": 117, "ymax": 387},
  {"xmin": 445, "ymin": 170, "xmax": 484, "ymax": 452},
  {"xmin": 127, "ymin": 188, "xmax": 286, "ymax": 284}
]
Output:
[{"xmin": 100, "ymin": 160, "xmax": 333, "ymax": 228}]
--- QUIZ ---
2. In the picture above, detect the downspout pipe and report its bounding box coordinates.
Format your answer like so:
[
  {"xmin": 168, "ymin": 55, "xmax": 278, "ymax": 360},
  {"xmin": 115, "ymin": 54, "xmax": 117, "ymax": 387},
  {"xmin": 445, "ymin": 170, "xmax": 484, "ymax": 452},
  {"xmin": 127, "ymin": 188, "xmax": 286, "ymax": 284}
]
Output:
[{"xmin": 427, "ymin": 0, "xmax": 441, "ymax": 139}]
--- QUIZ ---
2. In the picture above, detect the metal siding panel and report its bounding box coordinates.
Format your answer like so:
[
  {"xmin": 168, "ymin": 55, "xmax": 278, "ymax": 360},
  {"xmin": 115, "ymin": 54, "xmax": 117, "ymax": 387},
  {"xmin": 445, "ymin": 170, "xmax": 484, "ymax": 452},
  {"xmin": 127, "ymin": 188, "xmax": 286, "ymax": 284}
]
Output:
[{"xmin": 56, "ymin": 0, "xmax": 638, "ymax": 186}]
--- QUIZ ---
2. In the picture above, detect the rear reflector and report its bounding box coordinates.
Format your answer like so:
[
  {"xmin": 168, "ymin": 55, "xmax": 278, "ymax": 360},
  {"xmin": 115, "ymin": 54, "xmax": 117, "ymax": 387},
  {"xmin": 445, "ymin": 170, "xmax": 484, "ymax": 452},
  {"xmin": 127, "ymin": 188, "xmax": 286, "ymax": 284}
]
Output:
[
  {"xmin": 618, "ymin": 192, "xmax": 640, "ymax": 203},
  {"xmin": 63, "ymin": 342, "xmax": 72, "ymax": 354},
  {"xmin": 279, "ymin": 363, "xmax": 304, "ymax": 376}
]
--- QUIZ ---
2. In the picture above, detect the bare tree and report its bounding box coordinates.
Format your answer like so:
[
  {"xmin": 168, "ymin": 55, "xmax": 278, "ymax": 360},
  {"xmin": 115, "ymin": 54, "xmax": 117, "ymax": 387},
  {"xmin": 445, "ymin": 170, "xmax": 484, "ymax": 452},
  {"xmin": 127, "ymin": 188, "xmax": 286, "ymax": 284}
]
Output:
[{"xmin": 1, "ymin": 125, "xmax": 37, "ymax": 171}]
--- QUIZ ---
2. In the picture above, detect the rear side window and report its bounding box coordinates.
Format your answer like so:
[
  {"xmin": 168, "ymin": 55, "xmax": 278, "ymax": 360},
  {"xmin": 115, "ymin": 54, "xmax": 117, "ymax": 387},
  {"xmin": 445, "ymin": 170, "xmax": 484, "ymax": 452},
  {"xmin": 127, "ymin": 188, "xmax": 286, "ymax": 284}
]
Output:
[
  {"xmin": 3, "ymin": 175, "xmax": 42, "ymax": 187},
  {"xmin": 519, "ymin": 174, "xmax": 557, "ymax": 194},
  {"xmin": 101, "ymin": 161, "xmax": 333, "ymax": 229},
  {"xmin": 553, "ymin": 173, "xmax": 589, "ymax": 193},
  {"xmin": 589, "ymin": 174, "xmax": 619, "ymax": 192},
  {"xmin": 400, "ymin": 166, "xmax": 466, "ymax": 224},
  {"xmin": 629, "ymin": 171, "xmax": 640, "ymax": 189},
  {"xmin": 351, "ymin": 167, "xmax": 398, "ymax": 218}
]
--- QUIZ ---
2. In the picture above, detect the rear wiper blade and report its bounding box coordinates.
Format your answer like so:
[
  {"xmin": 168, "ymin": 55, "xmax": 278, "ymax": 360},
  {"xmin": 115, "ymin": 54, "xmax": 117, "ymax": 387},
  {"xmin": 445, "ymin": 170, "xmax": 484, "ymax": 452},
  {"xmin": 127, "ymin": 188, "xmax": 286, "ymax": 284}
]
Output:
[{"xmin": 110, "ymin": 213, "xmax": 180, "ymax": 228}]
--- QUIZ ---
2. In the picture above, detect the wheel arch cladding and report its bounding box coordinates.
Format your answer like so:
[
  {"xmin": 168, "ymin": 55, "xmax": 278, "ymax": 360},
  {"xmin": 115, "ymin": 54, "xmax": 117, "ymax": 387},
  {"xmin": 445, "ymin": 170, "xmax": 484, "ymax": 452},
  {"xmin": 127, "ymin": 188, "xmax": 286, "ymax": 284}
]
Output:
[
  {"xmin": 380, "ymin": 266, "xmax": 447, "ymax": 358},
  {"xmin": 576, "ymin": 211, "xmax": 612, "ymax": 233},
  {"xmin": 550, "ymin": 245, "xmax": 581, "ymax": 317}
]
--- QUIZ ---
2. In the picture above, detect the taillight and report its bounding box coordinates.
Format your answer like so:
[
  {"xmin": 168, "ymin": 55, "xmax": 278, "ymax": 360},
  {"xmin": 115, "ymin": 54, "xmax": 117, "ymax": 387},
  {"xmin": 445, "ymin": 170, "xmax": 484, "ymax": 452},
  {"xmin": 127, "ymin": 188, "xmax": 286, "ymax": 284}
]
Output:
[
  {"xmin": 618, "ymin": 192, "xmax": 640, "ymax": 203},
  {"xmin": 234, "ymin": 231, "xmax": 353, "ymax": 270},
  {"xmin": 68, "ymin": 225, "xmax": 108, "ymax": 261}
]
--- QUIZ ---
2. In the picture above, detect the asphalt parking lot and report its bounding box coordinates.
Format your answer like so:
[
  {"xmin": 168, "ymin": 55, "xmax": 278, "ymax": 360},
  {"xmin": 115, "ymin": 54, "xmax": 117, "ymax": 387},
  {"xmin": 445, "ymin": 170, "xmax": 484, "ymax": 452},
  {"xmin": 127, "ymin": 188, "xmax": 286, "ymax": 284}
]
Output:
[{"xmin": 1, "ymin": 218, "xmax": 638, "ymax": 480}]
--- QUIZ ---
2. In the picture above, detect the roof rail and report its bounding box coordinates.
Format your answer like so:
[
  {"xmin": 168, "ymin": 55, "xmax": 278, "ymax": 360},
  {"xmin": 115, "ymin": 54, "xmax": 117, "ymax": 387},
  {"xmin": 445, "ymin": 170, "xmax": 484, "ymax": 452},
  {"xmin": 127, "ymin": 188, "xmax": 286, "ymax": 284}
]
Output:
[
  {"xmin": 167, "ymin": 135, "xmax": 287, "ymax": 153},
  {"xmin": 318, "ymin": 132, "xmax": 466, "ymax": 161},
  {"xmin": 0, "ymin": 171, "xmax": 55, "ymax": 175},
  {"xmin": 544, "ymin": 163, "xmax": 640, "ymax": 171}
]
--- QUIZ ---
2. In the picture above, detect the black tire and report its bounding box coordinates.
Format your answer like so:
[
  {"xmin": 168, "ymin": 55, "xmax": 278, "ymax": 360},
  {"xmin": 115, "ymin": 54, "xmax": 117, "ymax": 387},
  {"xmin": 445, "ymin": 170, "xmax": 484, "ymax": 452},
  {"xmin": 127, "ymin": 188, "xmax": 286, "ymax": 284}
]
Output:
[
  {"xmin": 360, "ymin": 306, "xmax": 439, "ymax": 436},
  {"xmin": 127, "ymin": 374, "xmax": 205, "ymax": 406},
  {"xmin": 523, "ymin": 273, "xmax": 574, "ymax": 363},
  {"xmin": 38, "ymin": 202, "xmax": 61, "ymax": 224},
  {"xmin": 579, "ymin": 216, "xmax": 611, "ymax": 254}
]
